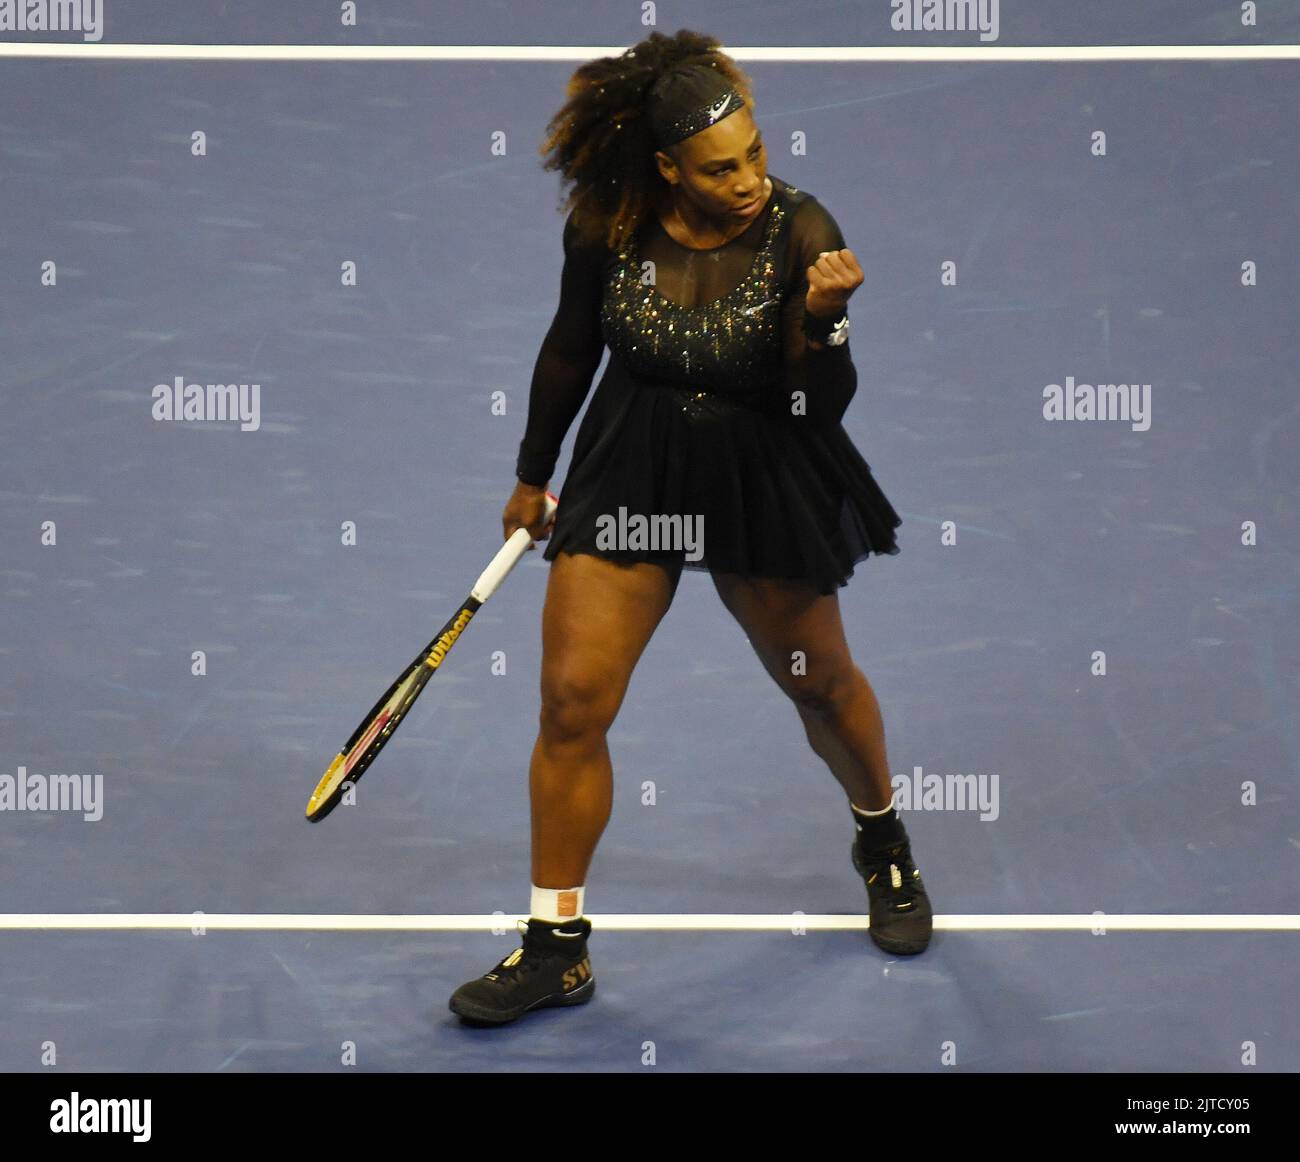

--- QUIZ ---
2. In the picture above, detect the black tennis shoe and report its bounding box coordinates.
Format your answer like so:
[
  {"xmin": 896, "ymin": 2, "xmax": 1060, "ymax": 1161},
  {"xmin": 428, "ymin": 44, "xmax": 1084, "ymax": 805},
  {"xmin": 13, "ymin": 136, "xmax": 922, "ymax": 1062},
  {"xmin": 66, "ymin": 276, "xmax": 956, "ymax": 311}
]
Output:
[
  {"xmin": 852, "ymin": 836, "xmax": 933, "ymax": 955},
  {"xmin": 449, "ymin": 916, "xmax": 595, "ymax": 1025}
]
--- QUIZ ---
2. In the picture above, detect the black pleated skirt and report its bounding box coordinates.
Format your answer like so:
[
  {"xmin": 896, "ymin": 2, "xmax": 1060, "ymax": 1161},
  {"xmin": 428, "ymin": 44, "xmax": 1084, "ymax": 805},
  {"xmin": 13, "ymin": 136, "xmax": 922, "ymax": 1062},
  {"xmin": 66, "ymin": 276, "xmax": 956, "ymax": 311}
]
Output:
[{"xmin": 543, "ymin": 357, "xmax": 901, "ymax": 595}]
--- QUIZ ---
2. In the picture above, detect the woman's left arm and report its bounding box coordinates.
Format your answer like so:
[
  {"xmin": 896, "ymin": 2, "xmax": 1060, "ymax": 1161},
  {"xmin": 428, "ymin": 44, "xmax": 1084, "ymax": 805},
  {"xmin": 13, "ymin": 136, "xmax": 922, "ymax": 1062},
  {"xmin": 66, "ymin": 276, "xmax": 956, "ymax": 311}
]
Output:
[{"xmin": 777, "ymin": 197, "xmax": 864, "ymax": 426}]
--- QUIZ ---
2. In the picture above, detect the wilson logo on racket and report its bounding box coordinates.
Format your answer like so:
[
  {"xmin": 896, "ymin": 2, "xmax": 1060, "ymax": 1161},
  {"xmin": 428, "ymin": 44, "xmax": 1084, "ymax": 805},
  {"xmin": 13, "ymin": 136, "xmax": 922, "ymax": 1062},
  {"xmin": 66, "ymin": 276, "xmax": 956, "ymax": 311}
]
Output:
[{"xmin": 426, "ymin": 608, "xmax": 474, "ymax": 669}]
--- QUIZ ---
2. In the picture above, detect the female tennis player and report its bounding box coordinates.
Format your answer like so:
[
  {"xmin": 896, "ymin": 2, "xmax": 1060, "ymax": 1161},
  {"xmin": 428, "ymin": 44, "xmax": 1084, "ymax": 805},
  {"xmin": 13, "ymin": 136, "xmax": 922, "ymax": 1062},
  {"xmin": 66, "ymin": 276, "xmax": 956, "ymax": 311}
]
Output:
[{"xmin": 450, "ymin": 29, "xmax": 932, "ymax": 1025}]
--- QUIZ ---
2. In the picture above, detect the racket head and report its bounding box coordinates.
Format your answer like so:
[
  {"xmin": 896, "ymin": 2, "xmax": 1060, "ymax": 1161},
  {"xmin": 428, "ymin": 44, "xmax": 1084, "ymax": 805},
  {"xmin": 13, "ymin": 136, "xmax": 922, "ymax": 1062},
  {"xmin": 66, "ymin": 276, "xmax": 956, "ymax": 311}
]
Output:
[
  {"xmin": 305, "ymin": 753, "xmax": 348, "ymax": 822},
  {"xmin": 305, "ymin": 662, "xmax": 431, "ymax": 822},
  {"xmin": 307, "ymin": 493, "xmax": 557, "ymax": 823}
]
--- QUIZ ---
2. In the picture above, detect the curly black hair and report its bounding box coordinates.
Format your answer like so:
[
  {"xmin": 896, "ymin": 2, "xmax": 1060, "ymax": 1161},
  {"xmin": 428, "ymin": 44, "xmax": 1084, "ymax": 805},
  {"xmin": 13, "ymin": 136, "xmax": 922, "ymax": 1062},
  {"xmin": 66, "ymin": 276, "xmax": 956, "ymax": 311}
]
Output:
[{"xmin": 538, "ymin": 29, "xmax": 756, "ymax": 252}]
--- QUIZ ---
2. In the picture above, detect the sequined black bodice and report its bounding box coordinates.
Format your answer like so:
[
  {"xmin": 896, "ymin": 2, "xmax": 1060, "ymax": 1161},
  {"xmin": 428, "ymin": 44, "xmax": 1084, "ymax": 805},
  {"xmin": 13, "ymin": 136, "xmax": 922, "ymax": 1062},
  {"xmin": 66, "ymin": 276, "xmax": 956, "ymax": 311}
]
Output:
[{"xmin": 600, "ymin": 184, "xmax": 791, "ymax": 397}]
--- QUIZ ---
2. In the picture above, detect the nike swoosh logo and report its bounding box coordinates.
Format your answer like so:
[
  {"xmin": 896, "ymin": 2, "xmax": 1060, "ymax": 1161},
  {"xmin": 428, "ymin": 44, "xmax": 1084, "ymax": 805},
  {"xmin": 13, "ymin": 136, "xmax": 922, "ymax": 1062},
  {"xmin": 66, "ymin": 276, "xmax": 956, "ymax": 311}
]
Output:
[
  {"xmin": 707, "ymin": 94, "xmax": 732, "ymax": 121},
  {"xmin": 553, "ymin": 930, "xmax": 583, "ymax": 938}
]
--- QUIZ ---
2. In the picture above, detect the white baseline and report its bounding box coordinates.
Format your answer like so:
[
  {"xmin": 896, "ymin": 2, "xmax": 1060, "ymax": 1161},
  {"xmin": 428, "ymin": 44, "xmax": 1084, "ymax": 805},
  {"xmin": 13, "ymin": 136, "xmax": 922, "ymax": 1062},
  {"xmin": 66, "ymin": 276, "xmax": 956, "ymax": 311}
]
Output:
[
  {"xmin": 0, "ymin": 913, "xmax": 1296, "ymax": 931},
  {"xmin": 0, "ymin": 44, "xmax": 1296, "ymax": 62}
]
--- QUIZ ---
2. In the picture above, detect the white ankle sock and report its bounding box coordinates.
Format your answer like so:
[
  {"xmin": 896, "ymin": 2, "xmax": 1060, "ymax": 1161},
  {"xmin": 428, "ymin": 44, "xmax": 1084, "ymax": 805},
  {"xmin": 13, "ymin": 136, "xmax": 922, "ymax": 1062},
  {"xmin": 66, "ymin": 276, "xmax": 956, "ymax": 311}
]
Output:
[
  {"xmin": 530, "ymin": 883, "xmax": 584, "ymax": 924},
  {"xmin": 851, "ymin": 796, "xmax": 896, "ymax": 826}
]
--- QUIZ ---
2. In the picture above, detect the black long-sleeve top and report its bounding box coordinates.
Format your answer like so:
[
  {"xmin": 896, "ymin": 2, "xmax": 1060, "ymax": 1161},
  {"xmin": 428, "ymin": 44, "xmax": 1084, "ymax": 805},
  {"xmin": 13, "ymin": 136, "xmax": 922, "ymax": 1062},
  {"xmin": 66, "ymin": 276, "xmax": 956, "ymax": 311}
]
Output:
[{"xmin": 516, "ymin": 176, "xmax": 857, "ymax": 486}]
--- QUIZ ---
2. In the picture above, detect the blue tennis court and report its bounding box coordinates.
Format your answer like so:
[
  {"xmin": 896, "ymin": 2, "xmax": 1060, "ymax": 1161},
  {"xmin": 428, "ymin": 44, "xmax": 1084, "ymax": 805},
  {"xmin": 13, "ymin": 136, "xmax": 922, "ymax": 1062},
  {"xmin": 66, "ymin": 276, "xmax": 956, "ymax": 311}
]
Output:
[{"xmin": 0, "ymin": 3, "xmax": 1296, "ymax": 1072}]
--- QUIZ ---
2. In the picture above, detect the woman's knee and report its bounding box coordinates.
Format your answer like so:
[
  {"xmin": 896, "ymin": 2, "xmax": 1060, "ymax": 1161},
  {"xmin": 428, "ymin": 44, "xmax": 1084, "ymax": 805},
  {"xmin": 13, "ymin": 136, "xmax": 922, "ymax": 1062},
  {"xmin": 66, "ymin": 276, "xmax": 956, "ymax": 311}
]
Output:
[
  {"xmin": 538, "ymin": 669, "xmax": 621, "ymax": 745},
  {"xmin": 781, "ymin": 662, "xmax": 861, "ymax": 718}
]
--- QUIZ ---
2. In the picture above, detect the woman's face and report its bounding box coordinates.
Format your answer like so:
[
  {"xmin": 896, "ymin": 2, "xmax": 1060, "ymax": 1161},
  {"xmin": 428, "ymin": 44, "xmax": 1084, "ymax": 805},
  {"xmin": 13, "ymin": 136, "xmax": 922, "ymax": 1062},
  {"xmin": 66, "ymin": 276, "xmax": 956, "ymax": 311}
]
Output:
[{"xmin": 656, "ymin": 107, "xmax": 769, "ymax": 225}]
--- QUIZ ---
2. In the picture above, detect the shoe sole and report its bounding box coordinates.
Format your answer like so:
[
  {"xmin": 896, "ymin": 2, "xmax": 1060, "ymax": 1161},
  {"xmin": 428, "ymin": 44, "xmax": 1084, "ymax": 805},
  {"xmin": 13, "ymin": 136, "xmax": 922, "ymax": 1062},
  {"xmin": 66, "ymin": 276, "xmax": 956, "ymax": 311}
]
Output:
[
  {"xmin": 870, "ymin": 932, "xmax": 929, "ymax": 956},
  {"xmin": 851, "ymin": 841, "xmax": 933, "ymax": 956},
  {"xmin": 449, "ymin": 976, "xmax": 596, "ymax": 1026}
]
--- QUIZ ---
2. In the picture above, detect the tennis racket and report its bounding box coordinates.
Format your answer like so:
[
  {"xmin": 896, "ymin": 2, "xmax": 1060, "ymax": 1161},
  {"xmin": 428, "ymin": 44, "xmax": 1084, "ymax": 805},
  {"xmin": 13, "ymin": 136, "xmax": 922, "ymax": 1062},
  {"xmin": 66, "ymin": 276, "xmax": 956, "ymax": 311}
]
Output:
[{"xmin": 305, "ymin": 490, "xmax": 558, "ymax": 822}]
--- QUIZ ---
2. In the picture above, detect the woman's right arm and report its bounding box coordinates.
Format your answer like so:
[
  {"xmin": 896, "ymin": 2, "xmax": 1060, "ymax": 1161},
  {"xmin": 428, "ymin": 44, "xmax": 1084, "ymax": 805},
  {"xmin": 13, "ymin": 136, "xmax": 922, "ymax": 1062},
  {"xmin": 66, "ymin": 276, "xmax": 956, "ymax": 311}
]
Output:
[{"xmin": 513, "ymin": 211, "xmax": 608, "ymax": 489}]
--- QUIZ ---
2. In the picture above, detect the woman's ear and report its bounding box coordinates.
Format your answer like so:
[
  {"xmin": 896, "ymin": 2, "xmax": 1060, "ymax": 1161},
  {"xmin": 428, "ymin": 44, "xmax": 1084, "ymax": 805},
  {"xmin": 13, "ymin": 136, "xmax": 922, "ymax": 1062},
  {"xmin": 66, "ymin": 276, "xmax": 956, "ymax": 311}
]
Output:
[{"xmin": 653, "ymin": 147, "xmax": 678, "ymax": 186}]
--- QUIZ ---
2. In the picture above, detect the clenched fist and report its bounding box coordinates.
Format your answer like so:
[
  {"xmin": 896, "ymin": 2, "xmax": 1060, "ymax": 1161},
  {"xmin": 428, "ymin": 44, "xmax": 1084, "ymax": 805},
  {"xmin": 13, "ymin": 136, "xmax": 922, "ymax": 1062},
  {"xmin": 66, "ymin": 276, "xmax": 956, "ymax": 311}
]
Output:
[{"xmin": 805, "ymin": 248, "xmax": 864, "ymax": 320}]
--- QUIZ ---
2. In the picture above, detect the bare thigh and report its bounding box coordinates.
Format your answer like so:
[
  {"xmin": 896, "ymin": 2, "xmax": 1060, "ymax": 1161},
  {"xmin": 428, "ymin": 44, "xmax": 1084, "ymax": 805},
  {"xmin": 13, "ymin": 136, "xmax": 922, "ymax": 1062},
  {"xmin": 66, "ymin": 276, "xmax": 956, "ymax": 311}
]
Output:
[
  {"xmin": 709, "ymin": 571, "xmax": 856, "ymax": 709},
  {"xmin": 539, "ymin": 551, "xmax": 684, "ymax": 737}
]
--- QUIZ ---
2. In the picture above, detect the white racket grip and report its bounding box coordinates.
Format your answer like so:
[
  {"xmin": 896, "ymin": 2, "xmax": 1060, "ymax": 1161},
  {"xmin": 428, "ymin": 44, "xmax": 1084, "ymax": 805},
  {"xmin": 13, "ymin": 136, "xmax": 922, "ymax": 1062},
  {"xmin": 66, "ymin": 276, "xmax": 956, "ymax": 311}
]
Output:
[{"xmin": 470, "ymin": 490, "xmax": 559, "ymax": 603}]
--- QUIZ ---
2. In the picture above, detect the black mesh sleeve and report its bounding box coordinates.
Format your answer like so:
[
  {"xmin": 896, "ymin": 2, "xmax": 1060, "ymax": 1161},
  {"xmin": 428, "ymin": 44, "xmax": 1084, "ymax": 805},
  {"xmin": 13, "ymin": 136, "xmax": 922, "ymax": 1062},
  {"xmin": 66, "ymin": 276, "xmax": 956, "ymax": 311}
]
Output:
[
  {"xmin": 777, "ymin": 196, "xmax": 858, "ymax": 426},
  {"xmin": 514, "ymin": 212, "xmax": 608, "ymax": 487}
]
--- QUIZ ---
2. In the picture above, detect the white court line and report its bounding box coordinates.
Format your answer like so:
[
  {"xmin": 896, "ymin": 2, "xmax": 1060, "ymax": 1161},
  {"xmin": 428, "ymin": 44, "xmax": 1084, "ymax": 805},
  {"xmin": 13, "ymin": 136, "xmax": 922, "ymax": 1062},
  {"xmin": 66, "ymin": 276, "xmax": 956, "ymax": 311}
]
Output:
[
  {"xmin": 0, "ymin": 914, "xmax": 1296, "ymax": 931},
  {"xmin": 0, "ymin": 43, "xmax": 1296, "ymax": 62}
]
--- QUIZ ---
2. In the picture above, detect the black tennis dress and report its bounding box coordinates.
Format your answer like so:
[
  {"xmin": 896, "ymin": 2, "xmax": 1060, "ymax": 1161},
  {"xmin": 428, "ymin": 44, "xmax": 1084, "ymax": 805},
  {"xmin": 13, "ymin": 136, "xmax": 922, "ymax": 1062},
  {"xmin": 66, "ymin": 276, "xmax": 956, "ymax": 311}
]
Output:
[{"xmin": 515, "ymin": 173, "xmax": 901, "ymax": 594}]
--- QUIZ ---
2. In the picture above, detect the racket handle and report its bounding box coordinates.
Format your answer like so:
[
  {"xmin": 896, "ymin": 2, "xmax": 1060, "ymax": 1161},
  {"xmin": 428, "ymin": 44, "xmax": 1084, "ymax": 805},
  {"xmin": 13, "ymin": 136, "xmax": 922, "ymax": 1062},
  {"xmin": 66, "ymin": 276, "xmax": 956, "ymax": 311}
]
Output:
[{"xmin": 470, "ymin": 489, "xmax": 559, "ymax": 603}]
